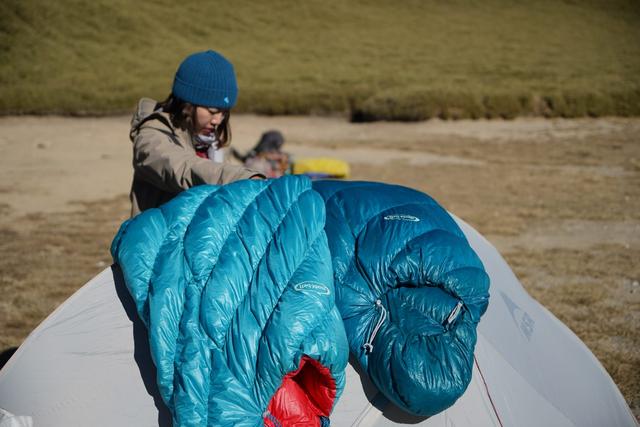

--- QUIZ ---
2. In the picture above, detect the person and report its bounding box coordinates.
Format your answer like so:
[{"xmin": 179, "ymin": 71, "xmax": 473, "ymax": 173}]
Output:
[
  {"xmin": 231, "ymin": 130, "xmax": 291, "ymax": 178},
  {"xmin": 128, "ymin": 50, "xmax": 264, "ymax": 216}
]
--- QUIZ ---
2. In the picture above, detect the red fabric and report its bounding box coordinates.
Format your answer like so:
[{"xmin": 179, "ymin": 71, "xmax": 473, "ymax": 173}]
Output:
[
  {"xmin": 264, "ymin": 356, "xmax": 336, "ymax": 427},
  {"xmin": 195, "ymin": 150, "xmax": 208, "ymax": 159}
]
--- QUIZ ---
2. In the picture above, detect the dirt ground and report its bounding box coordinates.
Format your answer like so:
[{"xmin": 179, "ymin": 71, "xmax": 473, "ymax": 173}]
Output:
[{"xmin": 0, "ymin": 115, "xmax": 638, "ymax": 417}]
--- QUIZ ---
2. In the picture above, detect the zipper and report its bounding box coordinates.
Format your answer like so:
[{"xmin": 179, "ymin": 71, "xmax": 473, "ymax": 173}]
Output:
[{"xmin": 363, "ymin": 299, "xmax": 387, "ymax": 354}]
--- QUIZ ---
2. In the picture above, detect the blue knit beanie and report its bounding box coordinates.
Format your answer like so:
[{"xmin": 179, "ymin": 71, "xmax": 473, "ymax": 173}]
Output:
[{"xmin": 172, "ymin": 50, "xmax": 238, "ymax": 108}]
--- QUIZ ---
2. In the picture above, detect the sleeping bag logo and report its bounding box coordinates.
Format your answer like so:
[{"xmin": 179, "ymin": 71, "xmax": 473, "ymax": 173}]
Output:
[
  {"xmin": 294, "ymin": 281, "xmax": 331, "ymax": 295},
  {"xmin": 383, "ymin": 214, "xmax": 420, "ymax": 222}
]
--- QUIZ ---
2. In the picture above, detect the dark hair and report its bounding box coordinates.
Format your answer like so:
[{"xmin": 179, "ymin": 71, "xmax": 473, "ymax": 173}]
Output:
[{"xmin": 156, "ymin": 94, "xmax": 232, "ymax": 147}]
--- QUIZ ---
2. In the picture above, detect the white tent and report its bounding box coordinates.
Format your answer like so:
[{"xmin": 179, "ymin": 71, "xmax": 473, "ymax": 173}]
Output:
[{"xmin": 0, "ymin": 218, "xmax": 636, "ymax": 427}]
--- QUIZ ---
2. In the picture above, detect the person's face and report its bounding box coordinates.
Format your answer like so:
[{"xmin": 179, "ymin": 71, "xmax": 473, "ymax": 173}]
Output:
[{"xmin": 194, "ymin": 106, "xmax": 226, "ymax": 136}]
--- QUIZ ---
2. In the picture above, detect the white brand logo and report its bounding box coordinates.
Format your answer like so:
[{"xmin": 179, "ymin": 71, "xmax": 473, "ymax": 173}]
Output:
[
  {"xmin": 383, "ymin": 214, "xmax": 420, "ymax": 222},
  {"xmin": 294, "ymin": 281, "xmax": 331, "ymax": 295}
]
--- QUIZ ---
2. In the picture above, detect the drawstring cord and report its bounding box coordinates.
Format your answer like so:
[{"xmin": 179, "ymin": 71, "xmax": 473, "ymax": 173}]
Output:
[
  {"xmin": 265, "ymin": 411, "xmax": 330, "ymax": 426},
  {"xmin": 363, "ymin": 299, "xmax": 387, "ymax": 354},
  {"xmin": 444, "ymin": 301, "xmax": 464, "ymax": 328},
  {"xmin": 264, "ymin": 411, "xmax": 282, "ymax": 427},
  {"xmin": 361, "ymin": 299, "xmax": 463, "ymax": 354}
]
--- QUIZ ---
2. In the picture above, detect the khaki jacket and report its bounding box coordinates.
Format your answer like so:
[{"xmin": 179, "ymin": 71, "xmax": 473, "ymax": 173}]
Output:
[{"xmin": 129, "ymin": 98, "xmax": 261, "ymax": 216}]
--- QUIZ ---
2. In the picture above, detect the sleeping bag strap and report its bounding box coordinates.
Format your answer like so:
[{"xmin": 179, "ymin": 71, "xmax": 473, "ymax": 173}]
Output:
[{"xmin": 363, "ymin": 299, "xmax": 387, "ymax": 354}]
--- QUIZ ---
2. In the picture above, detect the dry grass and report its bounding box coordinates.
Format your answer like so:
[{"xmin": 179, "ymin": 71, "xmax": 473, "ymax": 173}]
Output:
[
  {"xmin": 0, "ymin": 197, "xmax": 130, "ymax": 347},
  {"xmin": 1, "ymin": 0, "xmax": 640, "ymax": 118}
]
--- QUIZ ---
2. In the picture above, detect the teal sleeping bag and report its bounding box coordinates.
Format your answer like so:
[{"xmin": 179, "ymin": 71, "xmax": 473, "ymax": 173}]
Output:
[
  {"xmin": 313, "ymin": 181, "xmax": 490, "ymax": 416},
  {"xmin": 111, "ymin": 176, "xmax": 348, "ymax": 427}
]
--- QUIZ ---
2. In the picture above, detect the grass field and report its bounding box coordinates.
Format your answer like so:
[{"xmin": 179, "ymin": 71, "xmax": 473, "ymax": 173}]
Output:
[{"xmin": 1, "ymin": 0, "xmax": 640, "ymax": 119}]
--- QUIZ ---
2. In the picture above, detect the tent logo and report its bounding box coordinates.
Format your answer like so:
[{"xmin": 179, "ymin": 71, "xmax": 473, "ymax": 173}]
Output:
[
  {"xmin": 383, "ymin": 214, "xmax": 420, "ymax": 222},
  {"xmin": 500, "ymin": 291, "xmax": 535, "ymax": 341},
  {"xmin": 294, "ymin": 281, "xmax": 331, "ymax": 295}
]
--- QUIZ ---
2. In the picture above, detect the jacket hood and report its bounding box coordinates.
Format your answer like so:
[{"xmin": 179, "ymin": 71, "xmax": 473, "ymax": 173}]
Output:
[{"xmin": 129, "ymin": 98, "xmax": 173, "ymax": 141}]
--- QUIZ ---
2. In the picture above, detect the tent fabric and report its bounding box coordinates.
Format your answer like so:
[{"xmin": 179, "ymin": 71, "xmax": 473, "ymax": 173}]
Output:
[
  {"xmin": 312, "ymin": 181, "xmax": 490, "ymax": 416},
  {"xmin": 0, "ymin": 408, "xmax": 32, "ymax": 427},
  {"xmin": 110, "ymin": 176, "xmax": 349, "ymax": 426}
]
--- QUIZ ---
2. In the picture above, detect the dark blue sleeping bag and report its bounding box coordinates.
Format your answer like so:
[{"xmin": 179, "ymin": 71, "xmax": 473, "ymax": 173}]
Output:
[{"xmin": 313, "ymin": 181, "xmax": 490, "ymax": 416}]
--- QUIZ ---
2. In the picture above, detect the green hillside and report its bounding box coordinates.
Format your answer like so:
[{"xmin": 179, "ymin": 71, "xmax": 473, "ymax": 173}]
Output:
[{"xmin": 1, "ymin": 0, "xmax": 640, "ymax": 119}]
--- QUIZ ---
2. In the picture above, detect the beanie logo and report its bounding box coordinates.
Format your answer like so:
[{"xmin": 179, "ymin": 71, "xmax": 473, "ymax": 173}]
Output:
[
  {"xmin": 384, "ymin": 214, "xmax": 420, "ymax": 222},
  {"xmin": 294, "ymin": 281, "xmax": 331, "ymax": 295},
  {"xmin": 224, "ymin": 96, "xmax": 229, "ymax": 104}
]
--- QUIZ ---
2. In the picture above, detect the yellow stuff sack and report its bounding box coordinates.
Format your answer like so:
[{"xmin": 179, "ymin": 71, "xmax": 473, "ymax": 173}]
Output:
[{"xmin": 292, "ymin": 157, "xmax": 351, "ymax": 179}]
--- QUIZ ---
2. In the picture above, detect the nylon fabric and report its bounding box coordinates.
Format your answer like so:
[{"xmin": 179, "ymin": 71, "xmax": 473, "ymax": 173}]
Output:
[
  {"xmin": 313, "ymin": 180, "xmax": 490, "ymax": 416},
  {"xmin": 111, "ymin": 176, "xmax": 348, "ymax": 426}
]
